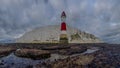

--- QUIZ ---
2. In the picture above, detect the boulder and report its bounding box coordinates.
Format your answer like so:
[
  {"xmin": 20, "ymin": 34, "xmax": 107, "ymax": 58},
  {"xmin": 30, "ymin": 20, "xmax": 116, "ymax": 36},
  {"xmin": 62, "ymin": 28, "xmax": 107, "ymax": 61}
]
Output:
[{"xmin": 14, "ymin": 49, "xmax": 50, "ymax": 60}]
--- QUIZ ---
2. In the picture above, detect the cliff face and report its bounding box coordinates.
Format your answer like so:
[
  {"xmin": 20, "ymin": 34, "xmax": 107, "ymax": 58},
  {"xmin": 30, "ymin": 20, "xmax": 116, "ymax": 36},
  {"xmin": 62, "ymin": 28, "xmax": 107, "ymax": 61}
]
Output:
[{"xmin": 16, "ymin": 25, "xmax": 102, "ymax": 43}]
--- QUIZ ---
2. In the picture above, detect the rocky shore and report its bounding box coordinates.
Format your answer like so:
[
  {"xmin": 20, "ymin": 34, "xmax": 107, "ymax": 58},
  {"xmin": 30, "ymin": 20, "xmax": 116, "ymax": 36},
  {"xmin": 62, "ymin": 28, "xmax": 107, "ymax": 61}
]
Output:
[
  {"xmin": 0, "ymin": 44, "xmax": 87, "ymax": 60},
  {"xmin": 0, "ymin": 43, "xmax": 119, "ymax": 68},
  {"xmin": 34, "ymin": 44, "xmax": 120, "ymax": 68}
]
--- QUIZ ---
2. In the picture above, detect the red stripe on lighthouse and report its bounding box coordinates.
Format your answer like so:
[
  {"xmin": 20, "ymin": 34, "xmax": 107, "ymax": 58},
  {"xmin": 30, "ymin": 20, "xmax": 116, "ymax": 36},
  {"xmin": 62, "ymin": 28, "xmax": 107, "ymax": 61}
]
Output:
[{"xmin": 61, "ymin": 22, "xmax": 67, "ymax": 31}]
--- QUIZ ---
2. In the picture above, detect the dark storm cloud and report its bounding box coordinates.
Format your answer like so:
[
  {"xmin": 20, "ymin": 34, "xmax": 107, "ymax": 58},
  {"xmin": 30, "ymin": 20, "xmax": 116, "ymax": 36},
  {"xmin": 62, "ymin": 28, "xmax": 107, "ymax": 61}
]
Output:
[{"xmin": 0, "ymin": 0, "xmax": 120, "ymax": 43}]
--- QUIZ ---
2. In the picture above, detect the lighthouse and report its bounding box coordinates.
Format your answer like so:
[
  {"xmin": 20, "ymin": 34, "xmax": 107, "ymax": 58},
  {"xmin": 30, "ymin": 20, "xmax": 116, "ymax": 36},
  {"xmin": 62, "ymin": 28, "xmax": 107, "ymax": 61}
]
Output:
[{"xmin": 59, "ymin": 11, "xmax": 68, "ymax": 43}]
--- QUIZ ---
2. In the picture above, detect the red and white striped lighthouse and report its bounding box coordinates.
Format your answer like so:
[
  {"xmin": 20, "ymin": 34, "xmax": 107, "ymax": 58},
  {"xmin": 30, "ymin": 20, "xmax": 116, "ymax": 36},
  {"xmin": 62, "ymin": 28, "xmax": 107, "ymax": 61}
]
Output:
[
  {"xmin": 59, "ymin": 11, "xmax": 68, "ymax": 43},
  {"xmin": 61, "ymin": 11, "xmax": 67, "ymax": 34}
]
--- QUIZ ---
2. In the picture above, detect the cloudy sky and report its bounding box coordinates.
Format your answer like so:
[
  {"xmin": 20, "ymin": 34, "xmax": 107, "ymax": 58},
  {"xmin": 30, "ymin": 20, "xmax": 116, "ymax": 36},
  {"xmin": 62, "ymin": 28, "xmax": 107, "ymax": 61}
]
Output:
[{"xmin": 0, "ymin": 0, "xmax": 120, "ymax": 43}]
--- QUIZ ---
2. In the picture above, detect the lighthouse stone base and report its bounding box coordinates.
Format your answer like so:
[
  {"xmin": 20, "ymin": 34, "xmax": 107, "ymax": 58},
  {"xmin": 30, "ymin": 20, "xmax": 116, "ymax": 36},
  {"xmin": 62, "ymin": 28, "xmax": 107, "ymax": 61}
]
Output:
[{"xmin": 59, "ymin": 34, "xmax": 68, "ymax": 43}]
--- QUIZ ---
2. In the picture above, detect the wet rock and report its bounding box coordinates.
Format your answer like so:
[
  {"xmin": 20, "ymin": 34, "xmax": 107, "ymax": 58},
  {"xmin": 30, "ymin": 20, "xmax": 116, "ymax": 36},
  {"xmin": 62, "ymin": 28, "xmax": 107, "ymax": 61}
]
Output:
[
  {"xmin": 34, "ymin": 55, "xmax": 94, "ymax": 68},
  {"xmin": 26, "ymin": 65, "xmax": 33, "ymax": 68},
  {"xmin": 14, "ymin": 49, "xmax": 51, "ymax": 60},
  {"xmin": 0, "ymin": 62, "xmax": 4, "ymax": 65},
  {"xmin": 0, "ymin": 47, "xmax": 16, "ymax": 58},
  {"xmin": 38, "ymin": 55, "xmax": 94, "ymax": 68},
  {"xmin": 41, "ymin": 45, "xmax": 70, "ymax": 50},
  {"xmin": 59, "ymin": 46, "xmax": 87, "ymax": 55}
]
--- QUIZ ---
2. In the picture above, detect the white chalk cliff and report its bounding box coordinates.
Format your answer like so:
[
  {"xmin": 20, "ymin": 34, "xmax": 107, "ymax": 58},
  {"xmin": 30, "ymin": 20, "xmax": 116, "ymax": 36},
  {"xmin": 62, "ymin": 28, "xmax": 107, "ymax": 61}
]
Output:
[{"xmin": 16, "ymin": 25, "xmax": 102, "ymax": 43}]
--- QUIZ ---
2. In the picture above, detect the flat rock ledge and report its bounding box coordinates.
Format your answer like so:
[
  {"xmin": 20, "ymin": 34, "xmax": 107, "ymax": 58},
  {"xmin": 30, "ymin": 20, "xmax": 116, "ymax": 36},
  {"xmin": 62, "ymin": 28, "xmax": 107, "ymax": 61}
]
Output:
[
  {"xmin": 0, "ymin": 47, "xmax": 16, "ymax": 58},
  {"xmin": 59, "ymin": 46, "xmax": 87, "ymax": 55},
  {"xmin": 14, "ymin": 49, "xmax": 50, "ymax": 60},
  {"xmin": 41, "ymin": 45, "xmax": 70, "ymax": 50},
  {"xmin": 41, "ymin": 45, "xmax": 87, "ymax": 55}
]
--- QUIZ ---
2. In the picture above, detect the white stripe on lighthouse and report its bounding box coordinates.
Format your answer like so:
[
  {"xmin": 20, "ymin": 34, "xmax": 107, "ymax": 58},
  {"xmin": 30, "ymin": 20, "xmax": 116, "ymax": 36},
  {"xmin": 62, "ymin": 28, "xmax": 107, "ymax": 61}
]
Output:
[{"xmin": 61, "ymin": 30, "xmax": 67, "ymax": 34}]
